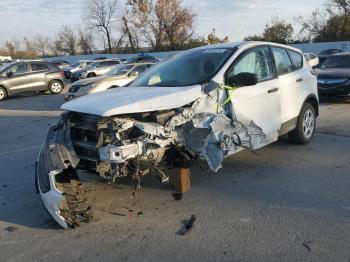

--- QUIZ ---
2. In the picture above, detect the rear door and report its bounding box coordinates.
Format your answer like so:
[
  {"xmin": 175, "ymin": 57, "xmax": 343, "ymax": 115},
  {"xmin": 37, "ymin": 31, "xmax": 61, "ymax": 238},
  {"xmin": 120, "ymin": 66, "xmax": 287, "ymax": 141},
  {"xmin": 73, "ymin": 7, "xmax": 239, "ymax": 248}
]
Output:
[
  {"xmin": 225, "ymin": 46, "xmax": 281, "ymax": 147},
  {"xmin": 29, "ymin": 62, "xmax": 50, "ymax": 90},
  {"xmin": 271, "ymin": 47, "xmax": 304, "ymax": 124},
  {"xmin": 3, "ymin": 63, "xmax": 32, "ymax": 93}
]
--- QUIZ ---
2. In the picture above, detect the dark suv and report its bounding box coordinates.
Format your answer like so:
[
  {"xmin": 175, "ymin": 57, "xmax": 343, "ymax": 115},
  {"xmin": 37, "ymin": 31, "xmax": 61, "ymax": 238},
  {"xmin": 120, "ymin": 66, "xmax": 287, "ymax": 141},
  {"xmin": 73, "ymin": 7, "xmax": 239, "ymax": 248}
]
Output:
[{"xmin": 0, "ymin": 61, "xmax": 67, "ymax": 101}]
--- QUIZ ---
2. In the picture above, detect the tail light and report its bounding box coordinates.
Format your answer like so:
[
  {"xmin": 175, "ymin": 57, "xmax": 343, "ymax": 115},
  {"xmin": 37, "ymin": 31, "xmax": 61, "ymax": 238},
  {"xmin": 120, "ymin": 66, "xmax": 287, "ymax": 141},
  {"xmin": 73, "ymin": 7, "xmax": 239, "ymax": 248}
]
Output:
[{"xmin": 59, "ymin": 71, "xmax": 65, "ymax": 78}]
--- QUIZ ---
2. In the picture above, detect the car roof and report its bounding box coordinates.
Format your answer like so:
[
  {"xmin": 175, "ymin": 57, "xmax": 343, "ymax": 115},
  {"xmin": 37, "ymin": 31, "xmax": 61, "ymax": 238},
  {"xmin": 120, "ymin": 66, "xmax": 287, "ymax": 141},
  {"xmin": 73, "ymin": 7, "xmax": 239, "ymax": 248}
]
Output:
[{"xmin": 193, "ymin": 41, "xmax": 302, "ymax": 53}]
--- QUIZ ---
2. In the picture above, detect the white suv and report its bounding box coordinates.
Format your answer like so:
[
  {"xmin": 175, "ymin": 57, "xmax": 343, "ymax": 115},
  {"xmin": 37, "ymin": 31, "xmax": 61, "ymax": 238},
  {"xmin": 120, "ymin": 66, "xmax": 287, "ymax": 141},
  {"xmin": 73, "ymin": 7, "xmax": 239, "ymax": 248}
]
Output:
[{"xmin": 36, "ymin": 42, "xmax": 318, "ymax": 228}]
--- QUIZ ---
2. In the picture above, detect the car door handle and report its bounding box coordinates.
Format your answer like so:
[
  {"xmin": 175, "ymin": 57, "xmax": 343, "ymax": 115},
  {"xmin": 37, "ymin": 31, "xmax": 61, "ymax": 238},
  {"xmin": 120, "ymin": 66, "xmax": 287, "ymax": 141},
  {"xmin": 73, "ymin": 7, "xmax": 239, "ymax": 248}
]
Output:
[
  {"xmin": 268, "ymin": 88, "xmax": 279, "ymax": 94},
  {"xmin": 296, "ymin": 78, "xmax": 303, "ymax": 83}
]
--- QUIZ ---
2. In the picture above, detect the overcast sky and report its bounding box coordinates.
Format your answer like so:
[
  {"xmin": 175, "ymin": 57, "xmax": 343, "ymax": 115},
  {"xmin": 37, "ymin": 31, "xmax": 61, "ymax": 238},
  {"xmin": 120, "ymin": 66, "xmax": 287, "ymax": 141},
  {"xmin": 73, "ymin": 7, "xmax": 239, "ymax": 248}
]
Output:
[{"xmin": 0, "ymin": 0, "xmax": 323, "ymax": 47}]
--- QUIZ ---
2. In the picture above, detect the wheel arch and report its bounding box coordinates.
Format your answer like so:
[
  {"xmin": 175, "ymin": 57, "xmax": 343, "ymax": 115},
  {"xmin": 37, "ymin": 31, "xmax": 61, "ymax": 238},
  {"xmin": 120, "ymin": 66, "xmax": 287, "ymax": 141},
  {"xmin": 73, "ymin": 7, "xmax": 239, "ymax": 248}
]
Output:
[
  {"xmin": 0, "ymin": 84, "xmax": 8, "ymax": 96},
  {"xmin": 302, "ymin": 94, "xmax": 319, "ymax": 117}
]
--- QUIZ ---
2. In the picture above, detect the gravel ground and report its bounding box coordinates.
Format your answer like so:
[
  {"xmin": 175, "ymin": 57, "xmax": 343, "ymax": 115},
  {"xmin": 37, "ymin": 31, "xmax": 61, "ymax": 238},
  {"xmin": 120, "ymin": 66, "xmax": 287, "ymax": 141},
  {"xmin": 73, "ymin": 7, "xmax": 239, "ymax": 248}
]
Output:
[{"xmin": 0, "ymin": 93, "xmax": 349, "ymax": 262}]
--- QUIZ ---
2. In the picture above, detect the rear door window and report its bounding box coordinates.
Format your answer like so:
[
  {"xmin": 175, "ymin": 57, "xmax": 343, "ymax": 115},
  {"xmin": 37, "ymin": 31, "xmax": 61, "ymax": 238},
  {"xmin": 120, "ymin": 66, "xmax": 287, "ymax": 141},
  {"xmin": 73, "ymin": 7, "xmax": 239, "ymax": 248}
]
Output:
[
  {"xmin": 287, "ymin": 50, "xmax": 303, "ymax": 70},
  {"xmin": 31, "ymin": 63, "xmax": 49, "ymax": 72},
  {"xmin": 271, "ymin": 47, "xmax": 293, "ymax": 75}
]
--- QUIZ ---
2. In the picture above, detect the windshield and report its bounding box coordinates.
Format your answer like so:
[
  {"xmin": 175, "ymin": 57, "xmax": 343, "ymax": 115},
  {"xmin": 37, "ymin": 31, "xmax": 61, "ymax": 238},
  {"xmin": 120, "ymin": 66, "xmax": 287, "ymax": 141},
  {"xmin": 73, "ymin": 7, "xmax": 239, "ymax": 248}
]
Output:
[
  {"xmin": 130, "ymin": 48, "xmax": 233, "ymax": 87},
  {"xmin": 106, "ymin": 64, "xmax": 133, "ymax": 76},
  {"xmin": 320, "ymin": 56, "xmax": 350, "ymax": 69}
]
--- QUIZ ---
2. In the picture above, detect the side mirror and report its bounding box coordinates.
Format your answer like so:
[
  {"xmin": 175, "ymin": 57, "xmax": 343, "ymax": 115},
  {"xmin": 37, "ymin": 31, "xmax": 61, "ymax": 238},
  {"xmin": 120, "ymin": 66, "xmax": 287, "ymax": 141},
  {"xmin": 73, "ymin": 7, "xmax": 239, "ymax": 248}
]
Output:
[
  {"xmin": 6, "ymin": 71, "xmax": 14, "ymax": 78},
  {"xmin": 226, "ymin": 72, "xmax": 258, "ymax": 87},
  {"xmin": 129, "ymin": 71, "xmax": 139, "ymax": 77}
]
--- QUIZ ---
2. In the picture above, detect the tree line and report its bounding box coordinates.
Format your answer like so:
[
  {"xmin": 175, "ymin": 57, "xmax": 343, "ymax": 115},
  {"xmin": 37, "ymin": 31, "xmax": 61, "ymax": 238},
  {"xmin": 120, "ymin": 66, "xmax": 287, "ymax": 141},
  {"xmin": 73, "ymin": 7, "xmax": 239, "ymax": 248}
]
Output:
[
  {"xmin": 0, "ymin": 0, "xmax": 228, "ymax": 59},
  {"xmin": 245, "ymin": 0, "xmax": 350, "ymax": 44},
  {"xmin": 1, "ymin": 0, "xmax": 349, "ymax": 59}
]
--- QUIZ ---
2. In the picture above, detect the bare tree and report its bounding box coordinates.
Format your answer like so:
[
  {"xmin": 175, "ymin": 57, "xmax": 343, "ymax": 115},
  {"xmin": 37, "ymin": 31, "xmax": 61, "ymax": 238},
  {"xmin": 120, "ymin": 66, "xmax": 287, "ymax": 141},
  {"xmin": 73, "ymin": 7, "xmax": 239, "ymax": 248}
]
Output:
[
  {"xmin": 83, "ymin": 0, "xmax": 119, "ymax": 53},
  {"xmin": 23, "ymin": 37, "xmax": 37, "ymax": 58},
  {"xmin": 78, "ymin": 28, "xmax": 95, "ymax": 54},
  {"xmin": 33, "ymin": 34, "xmax": 51, "ymax": 57},
  {"xmin": 157, "ymin": 0, "xmax": 195, "ymax": 49},
  {"xmin": 126, "ymin": 0, "xmax": 195, "ymax": 51},
  {"xmin": 57, "ymin": 25, "xmax": 78, "ymax": 55}
]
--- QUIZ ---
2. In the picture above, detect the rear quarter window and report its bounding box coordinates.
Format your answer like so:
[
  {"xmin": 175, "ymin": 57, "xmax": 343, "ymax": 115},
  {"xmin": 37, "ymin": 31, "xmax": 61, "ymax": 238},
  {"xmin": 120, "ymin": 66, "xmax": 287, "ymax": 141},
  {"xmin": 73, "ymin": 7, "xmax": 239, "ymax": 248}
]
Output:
[{"xmin": 287, "ymin": 50, "xmax": 303, "ymax": 70}]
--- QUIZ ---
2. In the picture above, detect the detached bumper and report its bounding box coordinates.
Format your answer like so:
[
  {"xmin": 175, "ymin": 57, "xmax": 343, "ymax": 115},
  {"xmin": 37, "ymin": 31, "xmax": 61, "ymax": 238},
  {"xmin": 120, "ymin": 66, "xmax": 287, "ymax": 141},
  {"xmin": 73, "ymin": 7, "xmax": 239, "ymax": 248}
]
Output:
[{"xmin": 35, "ymin": 119, "xmax": 80, "ymax": 229}]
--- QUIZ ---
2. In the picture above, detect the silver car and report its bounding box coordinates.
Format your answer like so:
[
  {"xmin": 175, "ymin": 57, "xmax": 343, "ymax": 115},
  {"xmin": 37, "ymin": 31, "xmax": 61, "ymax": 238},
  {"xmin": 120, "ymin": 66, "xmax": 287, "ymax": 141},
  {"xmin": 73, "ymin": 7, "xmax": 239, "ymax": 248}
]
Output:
[
  {"xmin": 65, "ymin": 63, "xmax": 154, "ymax": 100},
  {"xmin": 81, "ymin": 59, "xmax": 122, "ymax": 78}
]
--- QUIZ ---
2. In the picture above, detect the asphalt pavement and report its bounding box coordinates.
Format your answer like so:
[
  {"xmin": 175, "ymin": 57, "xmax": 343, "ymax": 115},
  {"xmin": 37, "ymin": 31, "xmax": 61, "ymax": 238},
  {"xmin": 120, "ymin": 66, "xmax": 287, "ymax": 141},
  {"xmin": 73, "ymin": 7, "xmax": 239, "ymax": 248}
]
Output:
[{"xmin": 0, "ymin": 92, "xmax": 349, "ymax": 262}]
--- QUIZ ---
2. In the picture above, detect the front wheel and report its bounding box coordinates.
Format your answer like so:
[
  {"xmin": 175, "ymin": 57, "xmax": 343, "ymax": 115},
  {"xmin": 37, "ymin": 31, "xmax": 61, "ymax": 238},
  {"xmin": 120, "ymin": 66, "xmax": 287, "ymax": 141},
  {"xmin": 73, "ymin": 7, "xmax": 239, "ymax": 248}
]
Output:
[
  {"xmin": 49, "ymin": 81, "xmax": 64, "ymax": 94},
  {"xmin": 288, "ymin": 103, "xmax": 316, "ymax": 145},
  {"xmin": 0, "ymin": 86, "xmax": 7, "ymax": 101}
]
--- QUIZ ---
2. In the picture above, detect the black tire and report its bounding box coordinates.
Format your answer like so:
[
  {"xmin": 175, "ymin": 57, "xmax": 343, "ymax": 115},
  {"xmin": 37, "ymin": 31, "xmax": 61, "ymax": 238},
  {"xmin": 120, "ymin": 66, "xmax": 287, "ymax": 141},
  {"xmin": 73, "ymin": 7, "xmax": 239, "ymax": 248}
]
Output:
[
  {"xmin": 87, "ymin": 73, "xmax": 96, "ymax": 78},
  {"xmin": 288, "ymin": 103, "xmax": 316, "ymax": 145},
  {"xmin": 0, "ymin": 86, "xmax": 7, "ymax": 101},
  {"xmin": 49, "ymin": 80, "xmax": 64, "ymax": 94}
]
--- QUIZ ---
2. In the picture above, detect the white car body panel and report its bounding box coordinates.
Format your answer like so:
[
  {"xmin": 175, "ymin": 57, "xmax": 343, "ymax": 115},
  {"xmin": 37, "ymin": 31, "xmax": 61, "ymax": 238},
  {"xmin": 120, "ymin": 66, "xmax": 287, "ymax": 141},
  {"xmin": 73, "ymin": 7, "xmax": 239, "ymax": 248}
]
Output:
[{"xmin": 62, "ymin": 85, "xmax": 202, "ymax": 117}]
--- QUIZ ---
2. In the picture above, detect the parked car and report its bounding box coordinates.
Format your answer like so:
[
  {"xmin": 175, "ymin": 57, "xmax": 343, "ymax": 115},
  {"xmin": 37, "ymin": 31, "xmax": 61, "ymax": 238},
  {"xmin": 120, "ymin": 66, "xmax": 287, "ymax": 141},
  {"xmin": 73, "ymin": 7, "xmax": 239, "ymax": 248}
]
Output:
[
  {"xmin": 65, "ymin": 63, "xmax": 154, "ymax": 100},
  {"xmin": 51, "ymin": 60, "xmax": 71, "ymax": 70},
  {"xmin": 319, "ymin": 48, "xmax": 346, "ymax": 63},
  {"xmin": 81, "ymin": 59, "xmax": 123, "ymax": 79},
  {"xmin": 36, "ymin": 42, "xmax": 319, "ymax": 228},
  {"xmin": 129, "ymin": 55, "xmax": 160, "ymax": 63},
  {"xmin": 304, "ymin": 53, "xmax": 319, "ymax": 68},
  {"xmin": 315, "ymin": 53, "xmax": 350, "ymax": 98},
  {"xmin": 0, "ymin": 61, "xmax": 67, "ymax": 100},
  {"xmin": 64, "ymin": 60, "xmax": 93, "ymax": 80}
]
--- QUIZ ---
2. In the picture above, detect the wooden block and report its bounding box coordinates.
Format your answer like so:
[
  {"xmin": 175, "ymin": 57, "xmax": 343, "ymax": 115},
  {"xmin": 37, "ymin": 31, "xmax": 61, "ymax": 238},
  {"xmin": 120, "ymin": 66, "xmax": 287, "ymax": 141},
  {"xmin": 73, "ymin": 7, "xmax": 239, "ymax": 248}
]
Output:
[{"xmin": 174, "ymin": 168, "xmax": 190, "ymax": 193}]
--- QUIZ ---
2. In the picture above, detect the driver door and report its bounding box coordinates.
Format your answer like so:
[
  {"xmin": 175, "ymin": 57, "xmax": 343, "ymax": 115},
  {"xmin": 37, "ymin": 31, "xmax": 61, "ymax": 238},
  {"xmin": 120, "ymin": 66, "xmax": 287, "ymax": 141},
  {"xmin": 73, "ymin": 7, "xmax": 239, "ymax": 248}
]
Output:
[
  {"xmin": 4, "ymin": 63, "xmax": 32, "ymax": 94},
  {"xmin": 225, "ymin": 46, "xmax": 281, "ymax": 148}
]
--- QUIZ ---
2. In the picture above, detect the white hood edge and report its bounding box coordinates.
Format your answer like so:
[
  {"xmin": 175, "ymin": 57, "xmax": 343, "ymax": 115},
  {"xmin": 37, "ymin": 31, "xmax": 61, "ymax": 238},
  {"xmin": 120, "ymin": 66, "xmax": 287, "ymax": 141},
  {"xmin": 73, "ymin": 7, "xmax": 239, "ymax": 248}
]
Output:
[{"xmin": 61, "ymin": 85, "xmax": 202, "ymax": 117}]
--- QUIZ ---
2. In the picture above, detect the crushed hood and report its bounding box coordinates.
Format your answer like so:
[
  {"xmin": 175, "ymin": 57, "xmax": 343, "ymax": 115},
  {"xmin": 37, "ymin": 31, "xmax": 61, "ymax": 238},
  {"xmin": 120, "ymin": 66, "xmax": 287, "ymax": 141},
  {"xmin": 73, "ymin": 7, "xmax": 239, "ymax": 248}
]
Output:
[{"xmin": 61, "ymin": 85, "xmax": 202, "ymax": 117}]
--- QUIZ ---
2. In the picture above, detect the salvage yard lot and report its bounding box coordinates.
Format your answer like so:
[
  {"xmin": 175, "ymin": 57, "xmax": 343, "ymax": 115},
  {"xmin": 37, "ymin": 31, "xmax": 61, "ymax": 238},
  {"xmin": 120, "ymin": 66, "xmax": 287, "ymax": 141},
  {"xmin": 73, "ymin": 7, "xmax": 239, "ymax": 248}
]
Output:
[{"xmin": 0, "ymin": 93, "xmax": 349, "ymax": 262}]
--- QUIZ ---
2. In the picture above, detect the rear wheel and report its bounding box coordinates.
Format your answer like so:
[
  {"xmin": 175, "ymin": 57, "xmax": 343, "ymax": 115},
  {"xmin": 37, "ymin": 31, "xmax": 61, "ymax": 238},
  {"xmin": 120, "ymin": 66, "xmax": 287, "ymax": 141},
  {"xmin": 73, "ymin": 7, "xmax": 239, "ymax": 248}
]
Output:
[
  {"xmin": 288, "ymin": 103, "xmax": 316, "ymax": 144},
  {"xmin": 87, "ymin": 73, "xmax": 96, "ymax": 78},
  {"xmin": 49, "ymin": 81, "xmax": 63, "ymax": 94},
  {"xmin": 0, "ymin": 87, "xmax": 7, "ymax": 101}
]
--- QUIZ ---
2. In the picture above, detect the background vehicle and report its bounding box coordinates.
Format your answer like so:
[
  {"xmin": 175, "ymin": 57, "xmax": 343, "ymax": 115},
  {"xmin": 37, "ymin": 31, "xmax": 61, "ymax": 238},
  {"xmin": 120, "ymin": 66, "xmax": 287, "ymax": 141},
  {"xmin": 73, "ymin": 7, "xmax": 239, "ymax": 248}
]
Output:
[
  {"xmin": 81, "ymin": 59, "xmax": 122, "ymax": 78},
  {"xmin": 51, "ymin": 60, "xmax": 71, "ymax": 70},
  {"xmin": 0, "ymin": 61, "xmax": 67, "ymax": 100},
  {"xmin": 129, "ymin": 55, "xmax": 160, "ymax": 63},
  {"xmin": 64, "ymin": 60, "xmax": 93, "ymax": 80},
  {"xmin": 37, "ymin": 42, "xmax": 319, "ymax": 228},
  {"xmin": 304, "ymin": 53, "xmax": 319, "ymax": 68},
  {"xmin": 315, "ymin": 53, "xmax": 350, "ymax": 98},
  {"xmin": 319, "ymin": 48, "xmax": 346, "ymax": 63},
  {"xmin": 65, "ymin": 63, "xmax": 154, "ymax": 100}
]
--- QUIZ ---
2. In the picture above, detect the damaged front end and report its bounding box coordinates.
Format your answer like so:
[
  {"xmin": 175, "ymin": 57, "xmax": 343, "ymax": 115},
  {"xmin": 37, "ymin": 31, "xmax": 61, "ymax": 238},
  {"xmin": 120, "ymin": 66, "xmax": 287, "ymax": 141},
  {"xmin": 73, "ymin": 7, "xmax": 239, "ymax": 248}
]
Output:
[{"xmin": 36, "ymin": 83, "xmax": 270, "ymax": 228}]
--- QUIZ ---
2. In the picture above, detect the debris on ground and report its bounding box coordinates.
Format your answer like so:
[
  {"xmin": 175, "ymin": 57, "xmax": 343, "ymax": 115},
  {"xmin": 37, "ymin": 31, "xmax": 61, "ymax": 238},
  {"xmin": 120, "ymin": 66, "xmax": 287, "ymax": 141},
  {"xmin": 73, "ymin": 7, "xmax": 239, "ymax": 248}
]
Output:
[
  {"xmin": 109, "ymin": 212, "xmax": 126, "ymax": 217},
  {"xmin": 57, "ymin": 179, "xmax": 91, "ymax": 228},
  {"xmin": 176, "ymin": 215, "xmax": 196, "ymax": 236},
  {"xmin": 302, "ymin": 241, "xmax": 312, "ymax": 252},
  {"xmin": 4, "ymin": 226, "xmax": 18, "ymax": 232},
  {"xmin": 137, "ymin": 212, "xmax": 143, "ymax": 216},
  {"xmin": 185, "ymin": 215, "xmax": 196, "ymax": 230}
]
